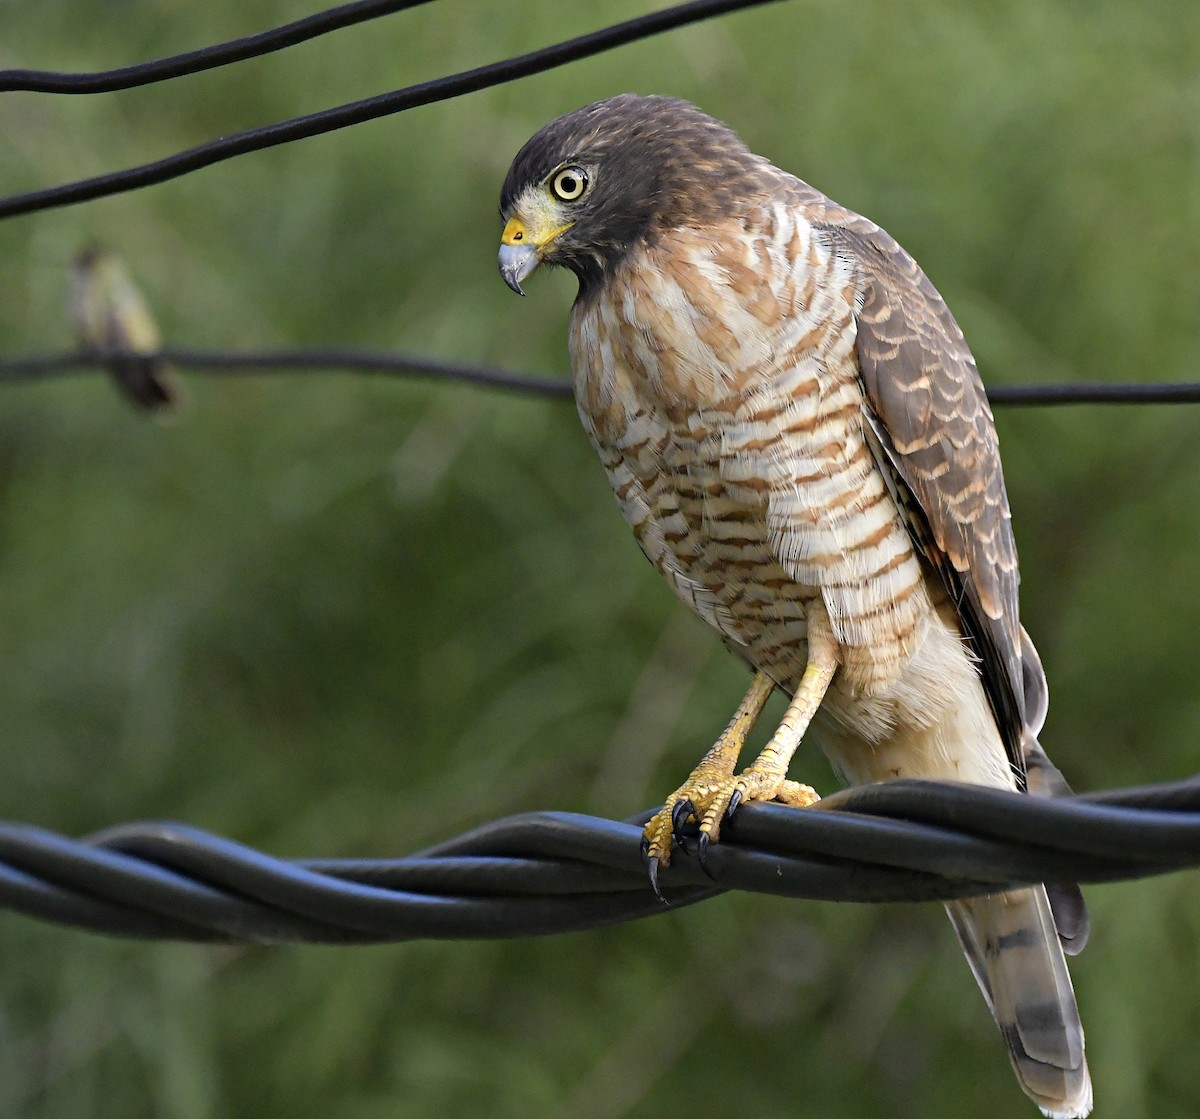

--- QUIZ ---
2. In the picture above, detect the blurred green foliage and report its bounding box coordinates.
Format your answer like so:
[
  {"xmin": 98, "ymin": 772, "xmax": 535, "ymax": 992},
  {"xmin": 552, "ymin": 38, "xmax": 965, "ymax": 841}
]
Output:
[{"xmin": 0, "ymin": 1, "xmax": 1199, "ymax": 1116}]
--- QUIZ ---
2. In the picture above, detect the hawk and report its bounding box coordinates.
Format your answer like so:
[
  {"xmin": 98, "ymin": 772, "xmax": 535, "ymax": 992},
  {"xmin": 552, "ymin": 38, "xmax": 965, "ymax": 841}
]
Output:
[{"xmin": 497, "ymin": 94, "xmax": 1090, "ymax": 1118}]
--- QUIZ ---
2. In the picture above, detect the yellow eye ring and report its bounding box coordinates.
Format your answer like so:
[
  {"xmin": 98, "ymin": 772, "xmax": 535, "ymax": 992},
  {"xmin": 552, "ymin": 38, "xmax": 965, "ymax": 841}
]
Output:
[{"xmin": 551, "ymin": 166, "xmax": 589, "ymax": 201}]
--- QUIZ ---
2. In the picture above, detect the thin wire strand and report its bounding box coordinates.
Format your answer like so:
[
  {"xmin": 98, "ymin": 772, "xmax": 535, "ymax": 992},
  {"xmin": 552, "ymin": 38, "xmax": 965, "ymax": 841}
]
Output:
[
  {"xmin": 0, "ymin": 348, "xmax": 575, "ymax": 398},
  {"xmin": 1, "ymin": 348, "xmax": 1197, "ymax": 407},
  {"xmin": 0, "ymin": 0, "xmax": 435, "ymax": 94},
  {"xmin": 0, "ymin": 0, "xmax": 784, "ymax": 222}
]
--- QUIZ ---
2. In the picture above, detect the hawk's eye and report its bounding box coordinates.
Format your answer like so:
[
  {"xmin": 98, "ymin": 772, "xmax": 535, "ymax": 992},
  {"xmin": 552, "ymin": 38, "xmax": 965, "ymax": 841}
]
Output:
[{"xmin": 550, "ymin": 166, "xmax": 589, "ymax": 202}]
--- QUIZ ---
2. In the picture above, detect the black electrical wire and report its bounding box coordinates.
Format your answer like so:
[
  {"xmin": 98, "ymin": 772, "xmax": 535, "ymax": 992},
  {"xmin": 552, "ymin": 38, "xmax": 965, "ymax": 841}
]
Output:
[
  {"xmin": 0, "ymin": 348, "xmax": 575, "ymax": 398},
  {"xmin": 3, "ymin": 777, "xmax": 1199, "ymax": 944},
  {"xmin": 986, "ymin": 381, "xmax": 1200, "ymax": 406},
  {"xmin": 0, "ymin": 0, "xmax": 784, "ymax": 222},
  {"xmin": 2, "ymin": 348, "xmax": 1198, "ymax": 409},
  {"xmin": 0, "ymin": 0, "xmax": 435, "ymax": 95}
]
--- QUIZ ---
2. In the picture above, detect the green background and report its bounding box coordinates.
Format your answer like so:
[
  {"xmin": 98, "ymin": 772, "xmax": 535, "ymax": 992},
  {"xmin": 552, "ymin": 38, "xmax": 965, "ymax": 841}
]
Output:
[{"xmin": 1, "ymin": 1, "xmax": 1199, "ymax": 1116}]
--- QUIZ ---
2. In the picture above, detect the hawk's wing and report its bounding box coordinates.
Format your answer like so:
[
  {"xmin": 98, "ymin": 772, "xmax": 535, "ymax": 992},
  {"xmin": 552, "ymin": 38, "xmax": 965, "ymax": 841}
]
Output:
[{"xmin": 797, "ymin": 187, "xmax": 1026, "ymax": 774}]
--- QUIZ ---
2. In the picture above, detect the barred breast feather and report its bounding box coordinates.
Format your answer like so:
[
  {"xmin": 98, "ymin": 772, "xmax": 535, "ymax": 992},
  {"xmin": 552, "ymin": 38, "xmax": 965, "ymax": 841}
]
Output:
[{"xmin": 571, "ymin": 199, "xmax": 939, "ymax": 724}]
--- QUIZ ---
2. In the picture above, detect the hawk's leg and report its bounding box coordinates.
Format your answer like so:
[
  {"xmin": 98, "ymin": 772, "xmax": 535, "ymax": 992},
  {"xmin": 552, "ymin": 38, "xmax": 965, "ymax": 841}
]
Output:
[
  {"xmin": 642, "ymin": 668, "xmax": 775, "ymax": 880},
  {"xmin": 642, "ymin": 598, "xmax": 839, "ymax": 888}
]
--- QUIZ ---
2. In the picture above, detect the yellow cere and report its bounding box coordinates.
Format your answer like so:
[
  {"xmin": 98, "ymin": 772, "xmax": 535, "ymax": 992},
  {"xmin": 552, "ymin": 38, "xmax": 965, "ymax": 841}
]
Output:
[
  {"xmin": 501, "ymin": 218, "xmax": 527, "ymax": 246},
  {"xmin": 502, "ymin": 190, "xmax": 574, "ymax": 250}
]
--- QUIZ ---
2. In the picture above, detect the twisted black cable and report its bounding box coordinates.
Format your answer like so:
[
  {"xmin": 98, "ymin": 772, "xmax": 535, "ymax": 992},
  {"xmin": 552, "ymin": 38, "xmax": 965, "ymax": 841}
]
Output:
[
  {"xmin": 0, "ymin": 0, "xmax": 435, "ymax": 95},
  {"xmin": 0, "ymin": 0, "xmax": 784, "ymax": 221},
  {"xmin": 2, "ymin": 348, "xmax": 1198, "ymax": 408},
  {"xmin": 4, "ymin": 777, "xmax": 1200, "ymax": 944}
]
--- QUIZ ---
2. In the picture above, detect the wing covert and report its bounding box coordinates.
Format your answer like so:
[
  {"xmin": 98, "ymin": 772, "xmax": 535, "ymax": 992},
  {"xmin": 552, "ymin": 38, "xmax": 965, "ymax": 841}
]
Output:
[{"xmin": 793, "ymin": 185, "xmax": 1027, "ymax": 770}]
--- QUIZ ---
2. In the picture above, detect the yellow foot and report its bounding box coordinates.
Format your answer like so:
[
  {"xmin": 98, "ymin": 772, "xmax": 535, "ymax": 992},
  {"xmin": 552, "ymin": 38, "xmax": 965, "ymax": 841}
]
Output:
[
  {"xmin": 642, "ymin": 766, "xmax": 819, "ymax": 898},
  {"xmin": 639, "ymin": 650, "xmax": 834, "ymax": 901}
]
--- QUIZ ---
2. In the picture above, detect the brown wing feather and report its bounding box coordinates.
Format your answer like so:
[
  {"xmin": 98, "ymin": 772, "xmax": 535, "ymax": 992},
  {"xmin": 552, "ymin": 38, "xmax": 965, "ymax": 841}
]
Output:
[{"xmin": 787, "ymin": 181, "xmax": 1025, "ymax": 773}]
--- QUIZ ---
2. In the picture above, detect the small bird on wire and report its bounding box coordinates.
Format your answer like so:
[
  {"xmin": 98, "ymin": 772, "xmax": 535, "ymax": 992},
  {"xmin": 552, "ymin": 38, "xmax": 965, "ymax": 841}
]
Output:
[
  {"xmin": 69, "ymin": 245, "xmax": 179, "ymax": 412},
  {"xmin": 497, "ymin": 94, "xmax": 1091, "ymax": 1117}
]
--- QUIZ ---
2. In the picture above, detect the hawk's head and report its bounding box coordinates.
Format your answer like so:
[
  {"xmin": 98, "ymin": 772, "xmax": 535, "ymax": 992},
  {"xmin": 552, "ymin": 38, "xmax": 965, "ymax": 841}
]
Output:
[{"xmin": 497, "ymin": 94, "xmax": 766, "ymax": 297}]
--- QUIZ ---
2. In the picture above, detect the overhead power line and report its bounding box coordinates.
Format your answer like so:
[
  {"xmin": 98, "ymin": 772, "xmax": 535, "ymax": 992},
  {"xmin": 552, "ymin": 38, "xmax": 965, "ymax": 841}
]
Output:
[
  {"xmin": 0, "ymin": 348, "xmax": 575, "ymax": 399},
  {"xmin": 982, "ymin": 381, "xmax": 1200, "ymax": 407},
  {"xmin": 0, "ymin": 0, "xmax": 435, "ymax": 94},
  {"xmin": 2, "ymin": 777, "xmax": 1198, "ymax": 943},
  {"xmin": 0, "ymin": 0, "xmax": 784, "ymax": 221},
  {"xmin": 1, "ymin": 348, "xmax": 1198, "ymax": 408}
]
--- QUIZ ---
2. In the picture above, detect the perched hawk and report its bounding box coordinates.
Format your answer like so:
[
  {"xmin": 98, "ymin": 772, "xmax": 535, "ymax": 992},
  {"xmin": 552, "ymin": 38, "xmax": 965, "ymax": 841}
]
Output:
[{"xmin": 497, "ymin": 95, "xmax": 1090, "ymax": 1118}]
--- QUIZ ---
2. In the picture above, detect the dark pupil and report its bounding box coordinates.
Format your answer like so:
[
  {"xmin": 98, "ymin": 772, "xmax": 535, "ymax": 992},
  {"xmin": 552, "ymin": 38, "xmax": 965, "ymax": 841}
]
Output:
[{"xmin": 559, "ymin": 174, "xmax": 578, "ymax": 195}]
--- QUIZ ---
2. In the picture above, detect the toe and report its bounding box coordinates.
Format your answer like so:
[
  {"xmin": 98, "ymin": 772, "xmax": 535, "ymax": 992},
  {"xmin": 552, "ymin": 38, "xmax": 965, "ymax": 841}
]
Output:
[
  {"xmin": 775, "ymin": 780, "xmax": 820, "ymax": 807},
  {"xmin": 644, "ymin": 848, "xmax": 668, "ymax": 904},
  {"xmin": 641, "ymin": 805, "xmax": 677, "ymax": 892},
  {"xmin": 697, "ymin": 785, "xmax": 737, "ymax": 846},
  {"xmin": 670, "ymin": 798, "xmax": 696, "ymax": 839}
]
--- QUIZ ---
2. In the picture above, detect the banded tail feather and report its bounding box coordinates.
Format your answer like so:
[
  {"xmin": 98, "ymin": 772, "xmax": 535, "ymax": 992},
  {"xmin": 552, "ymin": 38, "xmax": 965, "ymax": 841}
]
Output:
[{"xmin": 948, "ymin": 887, "xmax": 1092, "ymax": 1118}]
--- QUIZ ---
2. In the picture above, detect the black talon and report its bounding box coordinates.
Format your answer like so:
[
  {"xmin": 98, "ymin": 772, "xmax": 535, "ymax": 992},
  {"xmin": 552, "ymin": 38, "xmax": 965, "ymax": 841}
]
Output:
[
  {"xmin": 671, "ymin": 798, "xmax": 695, "ymax": 839},
  {"xmin": 696, "ymin": 832, "xmax": 716, "ymax": 880},
  {"xmin": 640, "ymin": 834, "xmax": 651, "ymax": 858},
  {"xmin": 645, "ymin": 851, "xmax": 669, "ymax": 906},
  {"xmin": 725, "ymin": 788, "xmax": 744, "ymax": 820}
]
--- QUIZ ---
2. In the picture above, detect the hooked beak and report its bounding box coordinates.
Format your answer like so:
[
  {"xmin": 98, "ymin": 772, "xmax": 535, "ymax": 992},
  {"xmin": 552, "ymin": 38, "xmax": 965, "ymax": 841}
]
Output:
[
  {"xmin": 497, "ymin": 215, "xmax": 570, "ymax": 296},
  {"xmin": 499, "ymin": 241, "xmax": 538, "ymax": 296}
]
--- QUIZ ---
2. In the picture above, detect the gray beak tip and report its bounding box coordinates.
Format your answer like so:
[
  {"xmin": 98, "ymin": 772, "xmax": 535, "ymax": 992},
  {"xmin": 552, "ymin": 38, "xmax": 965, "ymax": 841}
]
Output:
[{"xmin": 498, "ymin": 242, "xmax": 539, "ymax": 297}]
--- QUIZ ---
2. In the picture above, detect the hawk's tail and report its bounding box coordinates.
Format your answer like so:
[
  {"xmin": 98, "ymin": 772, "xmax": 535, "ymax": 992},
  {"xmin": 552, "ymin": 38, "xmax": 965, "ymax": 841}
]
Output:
[{"xmin": 946, "ymin": 887, "xmax": 1092, "ymax": 1118}]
